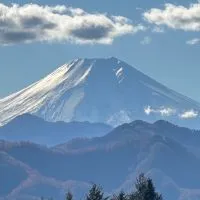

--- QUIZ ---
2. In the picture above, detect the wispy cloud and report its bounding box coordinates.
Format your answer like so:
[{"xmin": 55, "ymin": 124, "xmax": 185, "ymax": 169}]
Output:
[
  {"xmin": 143, "ymin": 3, "xmax": 200, "ymax": 32},
  {"xmin": 186, "ymin": 38, "xmax": 200, "ymax": 45},
  {"xmin": 140, "ymin": 36, "xmax": 152, "ymax": 45},
  {"xmin": 145, "ymin": 106, "xmax": 199, "ymax": 120},
  {"xmin": 144, "ymin": 106, "xmax": 176, "ymax": 116},
  {"xmin": 152, "ymin": 26, "xmax": 165, "ymax": 33},
  {"xmin": 0, "ymin": 3, "xmax": 145, "ymax": 45},
  {"xmin": 179, "ymin": 110, "xmax": 199, "ymax": 119}
]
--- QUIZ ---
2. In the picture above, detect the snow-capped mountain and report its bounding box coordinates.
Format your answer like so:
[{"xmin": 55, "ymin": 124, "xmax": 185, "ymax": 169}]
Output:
[{"xmin": 0, "ymin": 57, "xmax": 200, "ymax": 127}]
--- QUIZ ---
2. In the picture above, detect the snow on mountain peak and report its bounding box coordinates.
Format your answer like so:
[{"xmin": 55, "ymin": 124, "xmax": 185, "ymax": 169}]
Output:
[{"xmin": 0, "ymin": 57, "xmax": 200, "ymax": 127}]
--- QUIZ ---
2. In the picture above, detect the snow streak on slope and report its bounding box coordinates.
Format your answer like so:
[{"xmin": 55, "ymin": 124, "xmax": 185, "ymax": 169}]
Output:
[
  {"xmin": 0, "ymin": 57, "xmax": 200, "ymax": 127},
  {"xmin": 0, "ymin": 59, "xmax": 93, "ymax": 126}
]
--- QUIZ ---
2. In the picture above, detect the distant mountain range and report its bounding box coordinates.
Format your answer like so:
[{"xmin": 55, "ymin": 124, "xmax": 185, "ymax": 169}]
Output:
[
  {"xmin": 0, "ymin": 114, "xmax": 112, "ymax": 146},
  {"xmin": 0, "ymin": 57, "xmax": 200, "ymax": 128},
  {"xmin": 1, "ymin": 120, "xmax": 200, "ymax": 200},
  {"xmin": 1, "ymin": 57, "xmax": 200, "ymax": 200}
]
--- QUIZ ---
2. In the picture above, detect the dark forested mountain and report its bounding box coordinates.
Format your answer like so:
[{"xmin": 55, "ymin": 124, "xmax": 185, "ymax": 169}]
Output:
[
  {"xmin": 1, "ymin": 120, "xmax": 200, "ymax": 200},
  {"xmin": 54, "ymin": 120, "xmax": 200, "ymax": 153},
  {"xmin": 0, "ymin": 114, "xmax": 112, "ymax": 146}
]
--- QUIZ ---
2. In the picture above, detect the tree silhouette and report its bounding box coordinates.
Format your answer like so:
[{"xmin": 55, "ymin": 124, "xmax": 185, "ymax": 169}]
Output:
[
  {"xmin": 66, "ymin": 191, "xmax": 73, "ymax": 200},
  {"xmin": 112, "ymin": 191, "xmax": 127, "ymax": 200},
  {"xmin": 129, "ymin": 174, "xmax": 163, "ymax": 200},
  {"xmin": 86, "ymin": 184, "xmax": 108, "ymax": 200},
  {"xmin": 40, "ymin": 174, "xmax": 163, "ymax": 200}
]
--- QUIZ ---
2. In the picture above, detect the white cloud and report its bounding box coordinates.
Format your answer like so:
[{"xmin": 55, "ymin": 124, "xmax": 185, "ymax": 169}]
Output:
[
  {"xmin": 145, "ymin": 106, "xmax": 200, "ymax": 119},
  {"xmin": 152, "ymin": 26, "xmax": 165, "ymax": 33},
  {"xmin": 0, "ymin": 3, "xmax": 145, "ymax": 45},
  {"xmin": 140, "ymin": 36, "xmax": 152, "ymax": 45},
  {"xmin": 144, "ymin": 106, "xmax": 153, "ymax": 115},
  {"xmin": 179, "ymin": 110, "xmax": 199, "ymax": 119},
  {"xmin": 144, "ymin": 106, "xmax": 176, "ymax": 116},
  {"xmin": 143, "ymin": 3, "xmax": 200, "ymax": 31},
  {"xmin": 186, "ymin": 38, "xmax": 200, "ymax": 45},
  {"xmin": 159, "ymin": 108, "xmax": 176, "ymax": 116}
]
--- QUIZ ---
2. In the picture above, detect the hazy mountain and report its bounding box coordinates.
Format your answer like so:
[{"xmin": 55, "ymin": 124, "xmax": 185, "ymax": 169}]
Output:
[
  {"xmin": 1, "ymin": 120, "xmax": 200, "ymax": 200},
  {"xmin": 0, "ymin": 57, "xmax": 200, "ymax": 128},
  {"xmin": 0, "ymin": 145, "xmax": 90, "ymax": 200},
  {"xmin": 54, "ymin": 120, "xmax": 200, "ymax": 154},
  {"xmin": 0, "ymin": 114, "xmax": 112, "ymax": 146}
]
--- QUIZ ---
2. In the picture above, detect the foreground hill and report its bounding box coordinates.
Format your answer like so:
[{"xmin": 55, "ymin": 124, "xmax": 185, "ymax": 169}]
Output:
[
  {"xmin": 0, "ymin": 114, "xmax": 112, "ymax": 146},
  {"xmin": 1, "ymin": 120, "xmax": 200, "ymax": 200},
  {"xmin": 0, "ymin": 57, "xmax": 200, "ymax": 128}
]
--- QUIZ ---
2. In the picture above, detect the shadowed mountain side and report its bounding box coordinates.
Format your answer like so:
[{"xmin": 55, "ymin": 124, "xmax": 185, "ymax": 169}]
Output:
[
  {"xmin": 1, "ymin": 120, "xmax": 200, "ymax": 199},
  {"xmin": 0, "ymin": 114, "xmax": 112, "ymax": 146},
  {"xmin": 54, "ymin": 120, "xmax": 200, "ymax": 153}
]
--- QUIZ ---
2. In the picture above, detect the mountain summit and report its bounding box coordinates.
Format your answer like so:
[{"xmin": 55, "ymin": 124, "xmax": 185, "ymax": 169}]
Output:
[{"xmin": 0, "ymin": 57, "xmax": 199, "ymax": 127}]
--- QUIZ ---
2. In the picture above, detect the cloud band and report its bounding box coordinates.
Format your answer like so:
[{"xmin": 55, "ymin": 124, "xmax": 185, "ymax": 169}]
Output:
[
  {"xmin": 0, "ymin": 3, "xmax": 144, "ymax": 45},
  {"xmin": 143, "ymin": 3, "xmax": 200, "ymax": 32}
]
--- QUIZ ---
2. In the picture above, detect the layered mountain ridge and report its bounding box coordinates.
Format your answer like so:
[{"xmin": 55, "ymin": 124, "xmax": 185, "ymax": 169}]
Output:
[
  {"xmin": 0, "ymin": 113, "xmax": 112, "ymax": 146},
  {"xmin": 1, "ymin": 120, "xmax": 200, "ymax": 200},
  {"xmin": 0, "ymin": 57, "xmax": 200, "ymax": 127}
]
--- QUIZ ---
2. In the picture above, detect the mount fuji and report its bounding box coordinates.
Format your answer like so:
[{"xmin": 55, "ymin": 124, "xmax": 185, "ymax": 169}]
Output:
[{"xmin": 0, "ymin": 57, "xmax": 200, "ymax": 127}]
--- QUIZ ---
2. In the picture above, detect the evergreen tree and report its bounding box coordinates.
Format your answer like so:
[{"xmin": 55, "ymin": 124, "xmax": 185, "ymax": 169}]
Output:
[
  {"xmin": 112, "ymin": 191, "xmax": 127, "ymax": 200},
  {"xmin": 40, "ymin": 173, "xmax": 163, "ymax": 200},
  {"xmin": 86, "ymin": 184, "xmax": 108, "ymax": 200},
  {"xmin": 129, "ymin": 174, "xmax": 163, "ymax": 200},
  {"xmin": 66, "ymin": 191, "xmax": 73, "ymax": 200}
]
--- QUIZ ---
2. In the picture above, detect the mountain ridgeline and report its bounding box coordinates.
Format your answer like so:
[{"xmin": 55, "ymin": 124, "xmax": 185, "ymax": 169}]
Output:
[
  {"xmin": 1, "ymin": 120, "xmax": 200, "ymax": 200},
  {"xmin": 1, "ymin": 57, "xmax": 200, "ymax": 200},
  {"xmin": 0, "ymin": 114, "xmax": 112, "ymax": 146},
  {"xmin": 0, "ymin": 57, "xmax": 200, "ymax": 128}
]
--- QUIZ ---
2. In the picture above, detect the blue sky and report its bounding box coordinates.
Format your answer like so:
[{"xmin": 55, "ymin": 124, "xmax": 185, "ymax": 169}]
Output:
[{"xmin": 0, "ymin": 0, "xmax": 200, "ymax": 102}]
